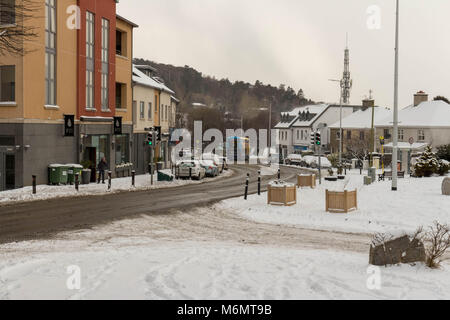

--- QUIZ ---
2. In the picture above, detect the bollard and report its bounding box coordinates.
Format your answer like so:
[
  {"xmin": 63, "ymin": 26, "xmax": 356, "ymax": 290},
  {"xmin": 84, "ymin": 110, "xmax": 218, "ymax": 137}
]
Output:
[
  {"xmin": 150, "ymin": 164, "xmax": 154, "ymax": 185},
  {"xmin": 258, "ymin": 170, "xmax": 261, "ymax": 195},
  {"xmin": 189, "ymin": 167, "xmax": 192, "ymax": 180},
  {"xmin": 32, "ymin": 175, "xmax": 36, "ymax": 194},
  {"xmin": 244, "ymin": 173, "xmax": 250, "ymax": 200},
  {"xmin": 108, "ymin": 171, "xmax": 112, "ymax": 190},
  {"xmin": 278, "ymin": 168, "xmax": 281, "ymax": 180},
  {"xmin": 222, "ymin": 161, "xmax": 224, "ymax": 173},
  {"xmin": 75, "ymin": 173, "xmax": 79, "ymax": 191},
  {"xmin": 131, "ymin": 170, "xmax": 135, "ymax": 187}
]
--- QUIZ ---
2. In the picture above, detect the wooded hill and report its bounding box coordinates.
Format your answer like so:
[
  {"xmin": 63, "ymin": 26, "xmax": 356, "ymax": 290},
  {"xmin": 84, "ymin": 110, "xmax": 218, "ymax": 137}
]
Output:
[{"xmin": 134, "ymin": 58, "xmax": 313, "ymax": 125}]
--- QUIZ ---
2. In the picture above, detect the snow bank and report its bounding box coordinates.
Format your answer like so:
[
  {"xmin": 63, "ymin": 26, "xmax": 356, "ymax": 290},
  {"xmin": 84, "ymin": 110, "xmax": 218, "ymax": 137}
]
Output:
[
  {"xmin": 218, "ymin": 171, "xmax": 450, "ymax": 234},
  {"xmin": 0, "ymin": 169, "xmax": 233, "ymax": 206}
]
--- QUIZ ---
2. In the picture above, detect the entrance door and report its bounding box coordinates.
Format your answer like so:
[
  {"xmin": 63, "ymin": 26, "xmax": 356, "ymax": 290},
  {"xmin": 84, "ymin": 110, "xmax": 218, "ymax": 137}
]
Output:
[
  {"xmin": 0, "ymin": 153, "xmax": 4, "ymax": 191},
  {"xmin": 86, "ymin": 147, "xmax": 97, "ymax": 182},
  {"xmin": 0, "ymin": 153, "xmax": 15, "ymax": 191}
]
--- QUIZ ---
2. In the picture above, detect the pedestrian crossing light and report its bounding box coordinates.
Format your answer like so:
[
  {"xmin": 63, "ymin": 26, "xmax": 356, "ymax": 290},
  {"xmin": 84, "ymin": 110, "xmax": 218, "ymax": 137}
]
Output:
[{"xmin": 315, "ymin": 132, "xmax": 321, "ymax": 146}]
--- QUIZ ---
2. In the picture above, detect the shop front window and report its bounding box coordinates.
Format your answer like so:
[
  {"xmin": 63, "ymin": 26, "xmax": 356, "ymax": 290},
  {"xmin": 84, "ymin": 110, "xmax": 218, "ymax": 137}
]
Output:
[{"xmin": 115, "ymin": 134, "xmax": 129, "ymax": 165}]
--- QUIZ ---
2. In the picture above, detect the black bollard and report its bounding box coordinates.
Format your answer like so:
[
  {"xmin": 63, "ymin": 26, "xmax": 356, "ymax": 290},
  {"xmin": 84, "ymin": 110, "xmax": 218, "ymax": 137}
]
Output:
[
  {"xmin": 75, "ymin": 173, "xmax": 79, "ymax": 191},
  {"xmin": 150, "ymin": 164, "xmax": 154, "ymax": 185},
  {"xmin": 258, "ymin": 170, "xmax": 261, "ymax": 195},
  {"xmin": 32, "ymin": 175, "xmax": 36, "ymax": 194},
  {"xmin": 108, "ymin": 171, "xmax": 112, "ymax": 190},
  {"xmin": 189, "ymin": 167, "xmax": 192, "ymax": 180},
  {"xmin": 131, "ymin": 170, "xmax": 135, "ymax": 187},
  {"xmin": 244, "ymin": 173, "xmax": 250, "ymax": 200},
  {"xmin": 277, "ymin": 168, "xmax": 281, "ymax": 180}
]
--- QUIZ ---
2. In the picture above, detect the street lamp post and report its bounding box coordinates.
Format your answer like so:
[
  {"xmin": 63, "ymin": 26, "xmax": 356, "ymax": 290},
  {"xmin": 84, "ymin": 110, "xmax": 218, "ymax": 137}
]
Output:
[
  {"xmin": 329, "ymin": 79, "xmax": 344, "ymax": 166},
  {"xmin": 392, "ymin": 0, "xmax": 400, "ymax": 191}
]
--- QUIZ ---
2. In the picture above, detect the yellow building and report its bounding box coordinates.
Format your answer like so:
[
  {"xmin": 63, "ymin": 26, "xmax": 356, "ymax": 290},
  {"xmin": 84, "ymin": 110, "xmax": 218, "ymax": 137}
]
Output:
[{"xmin": 0, "ymin": 0, "xmax": 137, "ymax": 189}]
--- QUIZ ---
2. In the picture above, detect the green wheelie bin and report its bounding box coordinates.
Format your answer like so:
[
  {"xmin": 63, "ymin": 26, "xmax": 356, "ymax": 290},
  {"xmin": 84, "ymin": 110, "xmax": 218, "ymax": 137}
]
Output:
[
  {"xmin": 48, "ymin": 164, "xmax": 63, "ymax": 185},
  {"xmin": 67, "ymin": 164, "xmax": 83, "ymax": 185},
  {"xmin": 59, "ymin": 165, "xmax": 70, "ymax": 185}
]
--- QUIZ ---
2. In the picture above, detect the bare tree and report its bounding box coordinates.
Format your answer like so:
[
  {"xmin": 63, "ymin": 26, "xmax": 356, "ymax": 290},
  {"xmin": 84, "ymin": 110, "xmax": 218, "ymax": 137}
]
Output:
[
  {"xmin": 344, "ymin": 136, "xmax": 370, "ymax": 161},
  {"xmin": 0, "ymin": 0, "xmax": 39, "ymax": 56},
  {"xmin": 424, "ymin": 221, "xmax": 450, "ymax": 269}
]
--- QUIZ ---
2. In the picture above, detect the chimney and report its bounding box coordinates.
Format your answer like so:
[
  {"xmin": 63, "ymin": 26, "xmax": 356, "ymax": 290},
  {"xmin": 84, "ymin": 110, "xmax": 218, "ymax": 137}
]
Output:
[
  {"xmin": 414, "ymin": 91, "xmax": 428, "ymax": 106},
  {"xmin": 362, "ymin": 98, "xmax": 375, "ymax": 111}
]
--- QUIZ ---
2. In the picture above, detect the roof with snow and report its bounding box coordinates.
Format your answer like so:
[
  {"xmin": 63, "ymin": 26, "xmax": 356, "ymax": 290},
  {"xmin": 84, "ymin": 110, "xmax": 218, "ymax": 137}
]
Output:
[
  {"xmin": 377, "ymin": 100, "xmax": 450, "ymax": 128},
  {"xmin": 329, "ymin": 107, "xmax": 392, "ymax": 129},
  {"xmin": 132, "ymin": 65, "xmax": 175, "ymax": 95},
  {"xmin": 275, "ymin": 104, "xmax": 329, "ymax": 129}
]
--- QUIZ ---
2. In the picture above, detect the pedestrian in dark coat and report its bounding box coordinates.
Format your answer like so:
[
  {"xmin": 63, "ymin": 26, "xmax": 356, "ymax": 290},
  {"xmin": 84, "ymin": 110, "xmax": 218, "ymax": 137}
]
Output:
[{"xmin": 97, "ymin": 157, "xmax": 108, "ymax": 184}]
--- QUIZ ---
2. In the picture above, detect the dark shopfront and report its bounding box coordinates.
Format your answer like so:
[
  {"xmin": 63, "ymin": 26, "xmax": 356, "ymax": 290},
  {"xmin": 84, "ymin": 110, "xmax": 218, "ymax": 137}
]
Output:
[
  {"xmin": 80, "ymin": 120, "xmax": 133, "ymax": 181},
  {"xmin": 0, "ymin": 139, "xmax": 16, "ymax": 191}
]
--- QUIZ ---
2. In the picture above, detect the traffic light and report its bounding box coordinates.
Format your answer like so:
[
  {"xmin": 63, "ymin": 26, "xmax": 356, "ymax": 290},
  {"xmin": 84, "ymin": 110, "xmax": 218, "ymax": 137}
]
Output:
[
  {"xmin": 315, "ymin": 132, "xmax": 321, "ymax": 146},
  {"xmin": 154, "ymin": 126, "xmax": 162, "ymax": 142},
  {"xmin": 146, "ymin": 130, "xmax": 154, "ymax": 146},
  {"xmin": 310, "ymin": 132, "xmax": 316, "ymax": 146}
]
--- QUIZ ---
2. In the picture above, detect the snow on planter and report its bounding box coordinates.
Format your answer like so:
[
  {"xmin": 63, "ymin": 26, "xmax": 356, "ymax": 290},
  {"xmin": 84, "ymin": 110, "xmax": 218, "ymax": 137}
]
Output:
[{"xmin": 267, "ymin": 180, "xmax": 296, "ymax": 206}]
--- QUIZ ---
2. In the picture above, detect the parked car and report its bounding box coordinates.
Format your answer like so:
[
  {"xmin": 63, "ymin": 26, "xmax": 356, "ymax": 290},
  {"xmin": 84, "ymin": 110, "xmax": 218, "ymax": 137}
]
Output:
[
  {"xmin": 202, "ymin": 153, "xmax": 228, "ymax": 172},
  {"xmin": 177, "ymin": 160, "xmax": 206, "ymax": 180},
  {"xmin": 303, "ymin": 155, "xmax": 332, "ymax": 169},
  {"xmin": 199, "ymin": 160, "xmax": 219, "ymax": 177},
  {"xmin": 284, "ymin": 154, "xmax": 303, "ymax": 166}
]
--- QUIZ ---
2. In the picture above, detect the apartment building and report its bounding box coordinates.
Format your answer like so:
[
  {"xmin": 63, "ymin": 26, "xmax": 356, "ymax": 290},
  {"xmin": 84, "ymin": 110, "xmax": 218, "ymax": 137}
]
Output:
[
  {"xmin": 132, "ymin": 64, "xmax": 178, "ymax": 173},
  {"xmin": 0, "ymin": 0, "xmax": 136, "ymax": 189}
]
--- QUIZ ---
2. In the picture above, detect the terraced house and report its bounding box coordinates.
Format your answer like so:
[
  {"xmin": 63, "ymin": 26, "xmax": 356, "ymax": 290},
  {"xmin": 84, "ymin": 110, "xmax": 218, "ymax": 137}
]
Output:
[{"xmin": 0, "ymin": 0, "xmax": 137, "ymax": 190}]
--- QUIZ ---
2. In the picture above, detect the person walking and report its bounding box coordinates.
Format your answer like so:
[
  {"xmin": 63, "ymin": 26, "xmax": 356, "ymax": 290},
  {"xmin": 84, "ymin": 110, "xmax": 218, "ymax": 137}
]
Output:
[{"xmin": 97, "ymin": 157, "xmax": 108, "ymax": 184}]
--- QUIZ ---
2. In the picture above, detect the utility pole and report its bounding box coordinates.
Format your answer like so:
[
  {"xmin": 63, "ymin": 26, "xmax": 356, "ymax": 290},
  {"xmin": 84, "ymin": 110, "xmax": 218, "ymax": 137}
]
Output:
[
  {"xmin": 370, "ymin": 90, "xmax": 375, "ymax": 167},
  {"xmin": 392, "ymin": 0, "xmax": 400, "ymax": 191},
  {"xmin": 268, "ymin": 100, "xmax": 272, "ymax": 156},
  {"xmin": 329, "ymin": 79, "xmax": 344, "ymax": 166}
]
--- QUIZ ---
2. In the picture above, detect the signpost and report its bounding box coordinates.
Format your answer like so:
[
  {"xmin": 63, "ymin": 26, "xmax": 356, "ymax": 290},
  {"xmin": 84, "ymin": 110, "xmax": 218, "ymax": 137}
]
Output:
[
  {"xmin": 408, "ymin": 137, "xmax": 414, "ymax": 174},
  {"xmin": 380, "ymin": 136, "xmax": 385, "ymax": 174}
]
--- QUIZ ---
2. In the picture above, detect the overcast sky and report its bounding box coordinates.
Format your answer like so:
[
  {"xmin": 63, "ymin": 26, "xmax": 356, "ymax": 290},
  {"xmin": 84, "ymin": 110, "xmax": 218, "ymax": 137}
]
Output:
[{"xmin": 118, "ymin": 0, "xmax": 450, "ymax": 109}]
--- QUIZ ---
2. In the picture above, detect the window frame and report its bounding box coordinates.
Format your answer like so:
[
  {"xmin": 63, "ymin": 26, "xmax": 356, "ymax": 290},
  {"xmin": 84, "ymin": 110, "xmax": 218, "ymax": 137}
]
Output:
[
  {"xmin": 101, "ymin": 18, "xmax": 110, "ymax": 111},
  {"xmin": 85, "ymin": 11, "xmax": 95, "ymax": 110},
  {"xmin": 45, "ymin": 0, "xmax": 57, "ymax": 106},
  {"xmin": 0, "ymin": 65, "xmax": 15, "ymax": 102},
  {"xmin": 139, "ymin": 101, "xmax": 145, "ymax": 119}
]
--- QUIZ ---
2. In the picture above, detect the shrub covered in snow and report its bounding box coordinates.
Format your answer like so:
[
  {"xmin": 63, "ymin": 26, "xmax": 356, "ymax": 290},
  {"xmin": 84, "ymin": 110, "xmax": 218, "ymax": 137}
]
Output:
[{"xmin": 414, "ymin": 146, "xmax": 440, "ymax": 177}]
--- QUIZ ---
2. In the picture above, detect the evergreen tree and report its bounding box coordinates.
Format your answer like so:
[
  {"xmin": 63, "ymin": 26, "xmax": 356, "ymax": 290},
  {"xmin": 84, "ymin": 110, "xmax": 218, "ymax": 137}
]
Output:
[{"xmin": 414, "ymin": 146, "xmax": 440, "ymax": 177}]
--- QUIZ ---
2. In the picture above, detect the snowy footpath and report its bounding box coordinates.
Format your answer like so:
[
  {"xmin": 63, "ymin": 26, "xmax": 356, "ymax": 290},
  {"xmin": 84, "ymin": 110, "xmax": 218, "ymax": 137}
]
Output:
[
  {"xmin": 0, "ymin": 169, "xmax": 233, "ymax": 206},
  {"xmin": 1, "ymin": 235, "xmax": 449, "ymax": 300},
  {"xmin": 218, "ymin": 171, "xmax": 450, "ymax": 234}
]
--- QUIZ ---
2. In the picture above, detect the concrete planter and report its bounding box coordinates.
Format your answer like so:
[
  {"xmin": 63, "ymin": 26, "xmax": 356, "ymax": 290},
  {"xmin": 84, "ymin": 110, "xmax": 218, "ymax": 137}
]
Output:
[
  {"xmin": 81, "ymin": 169, "xmax": 91, "ymax": 185},
  {"xmin": 442, "ymin": 177, "xmax": 450, "ymax": 196}
]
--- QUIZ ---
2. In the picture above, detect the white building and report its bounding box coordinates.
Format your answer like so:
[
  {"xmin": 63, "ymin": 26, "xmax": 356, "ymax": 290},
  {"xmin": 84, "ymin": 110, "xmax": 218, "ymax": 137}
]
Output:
[{"xmin": 275, "ymin": 103, "xmax": 363, "ymax": 158}]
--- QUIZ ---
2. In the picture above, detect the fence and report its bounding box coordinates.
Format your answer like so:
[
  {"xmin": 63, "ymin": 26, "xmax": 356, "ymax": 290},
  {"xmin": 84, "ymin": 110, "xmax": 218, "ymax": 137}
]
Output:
[
  {"xmin": 267, "ymin": 185, "xmax": 297, "ymax": 206},
  {"xmin": 325, "ymin": 189, "xmax": 357, "ymax": 213},
  {"xmin": 297, "ymin": 174, "xmax": 316, "ymax": 189}
]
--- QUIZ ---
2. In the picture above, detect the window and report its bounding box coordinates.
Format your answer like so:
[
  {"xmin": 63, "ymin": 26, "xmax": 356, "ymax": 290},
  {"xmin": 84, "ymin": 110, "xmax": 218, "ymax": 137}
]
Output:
[
  {"xmin": 116, "ymin": 29, "xmax": 127, "ymax": 57},
  {"xmin": 116, "ymin": 30, "xmax": 123, "ymax": 55},
  {"xmin": 384, "ymin": 129, "xmax": 391, "ymax": 140},
  {"xmin": 165, "ymin": 105, "xmax": 168, "ymax": 121},
  {"xmin": 398, "ymin": 129, "xmax": 404, "ymax": 141},
  {"xmin": 101, "ymin": 18, "xmax": 110, "ymax": 111},
  {"xmin": 115, "ymin": 134, "xmax": 129, "ymax": 165},
  {"xmin": 86, "ymin": 11, "xmax": 94, "ymax": 109},
  {"xmin": 0, "ymin": 0, "xmax": 15, "ymax": 25},
  {"xmin": 154, "ymin": 95, "xmax": 158, "ymax": 116},
  {"xmin": 139, "ymin": 101, "xmax": 144, "ymax": 119},
  {"xmin": 297, "ymin": 130, "xmax": 299, "ymax": 140},
  {"xmin": 45, "ymin": 0, "xmax": 56, "ymax": 106},
  {"xmin": 0, "ymin": 65, "xmax": 15, "ymax": 102},
  {"xmin": 115, "ymin": 83, "xmax": 126, "ymax": 109},
  {"xmin": 360, "ymin": 131, "xmax": 365, "ymax": 140},
  {"xmin": 148, "ymin": 102, "xmax": 152, "ymax": 119},
  {"xmin": 418, "ymin": 129, "xmax": 425, "ymax": 141},
  {"xmin": 346, "ymin": 130, "xmax": 352, "ymax": 140},
  {"xmin": 336, "ymin": 131, "xmax": 341, "ymax": 139}
]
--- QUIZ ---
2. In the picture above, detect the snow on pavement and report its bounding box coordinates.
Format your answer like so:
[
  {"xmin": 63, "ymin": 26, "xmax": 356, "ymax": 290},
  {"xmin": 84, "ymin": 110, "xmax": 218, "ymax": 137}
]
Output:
[
  {"xmin": 218, "ymin": 172, "xmax": 450, "ymax": 234},
  {"xmin": 0, "ymin": 169, "xmax": 233, "ymax": 206},
  {"xmin": 1, "ymin": 238, "xmax": 449, "ymax": 300}
]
